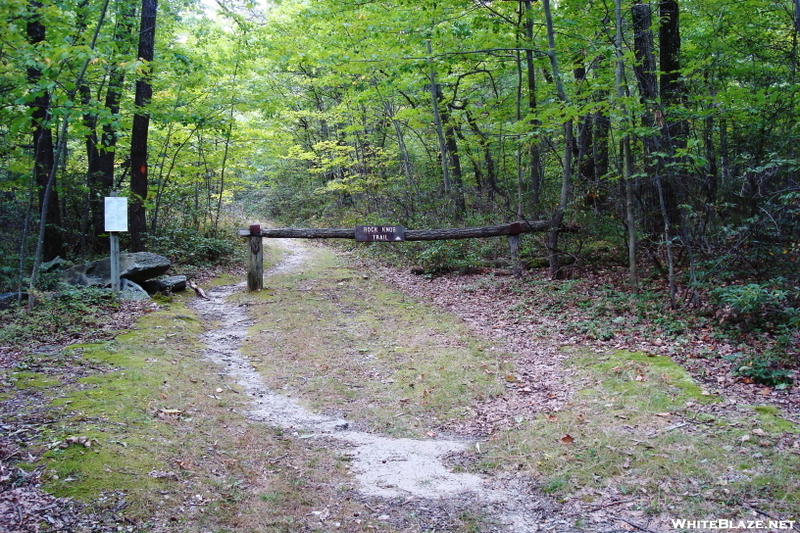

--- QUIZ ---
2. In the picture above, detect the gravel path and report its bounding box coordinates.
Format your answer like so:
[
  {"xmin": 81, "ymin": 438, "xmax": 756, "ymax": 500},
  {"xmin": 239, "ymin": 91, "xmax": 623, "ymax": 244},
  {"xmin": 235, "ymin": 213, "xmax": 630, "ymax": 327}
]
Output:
[{"xmin": 191, "ymin": 239, "xmax": 586, "ymax": 533}]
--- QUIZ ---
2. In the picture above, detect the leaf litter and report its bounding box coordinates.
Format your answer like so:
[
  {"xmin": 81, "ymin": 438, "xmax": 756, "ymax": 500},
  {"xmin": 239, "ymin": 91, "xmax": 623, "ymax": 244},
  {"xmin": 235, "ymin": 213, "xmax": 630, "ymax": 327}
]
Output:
[{"xmin": 1, "ymin": 239, "xmax": 798, "ymax": 532}]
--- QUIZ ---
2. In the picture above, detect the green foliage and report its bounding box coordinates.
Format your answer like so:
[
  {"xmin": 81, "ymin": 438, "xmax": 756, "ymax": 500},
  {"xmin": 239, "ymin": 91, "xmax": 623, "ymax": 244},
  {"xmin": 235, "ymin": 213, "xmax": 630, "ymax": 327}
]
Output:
[
  {"xmin": 711, "ymin": 278, "xmax": 800, "ymax": 333},
  {"xmin": 0, "ymin": 287, "xmax": 118, "ymax": 350},
  {"xmin": 149, "ymin": 229, "xmax": 238, "ymax": 266},
  {"xmin": 730, "ymin": 353, "xmax": 794, "ymax": 388}
]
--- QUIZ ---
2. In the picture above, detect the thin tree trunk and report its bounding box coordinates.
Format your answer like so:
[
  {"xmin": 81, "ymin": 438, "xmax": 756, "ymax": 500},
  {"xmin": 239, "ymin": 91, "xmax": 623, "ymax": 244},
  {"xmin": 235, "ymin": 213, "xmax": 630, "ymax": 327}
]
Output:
[
  {"xmin": 542, "ymin": 0, "xmax": 574, "ymax": 280},
  {"xmin": 28, "ymin": 0, "xmax": 110, "ymax": 305},
  {"xmin": 94, "ymin": 0, "xmax": 136, "ymax": 248},
  {"xmin": 129, "ymin": 0, "xmax": 158, "ymax": 252},
  {"xmin": 26, "ymin": 1, "xmax": 62, "ymax": 262},
  {"xmin": 615, "ymin": 0, "xmax": 638, "ymax": 293},
  {"xmin": 440, "ymin": 107, "xmax": 466, "ymax": 214},
  {"xmin": 386, "ymin": 100, "xmax": 413, "ymax": 183},
  {"xmin": 523, "ymin": 0, "xmax": 543, "ymax": 209},
  {"xmin": 213, "ymin": 59, "xmax": 241, "ymax": 236},
  {"xmin": 427, "ymin": 39, "xmax": 451, "ymax": 196},
  {"xmin": 655, "ymin": 171, "xmax": 677, "ymax": 309}
]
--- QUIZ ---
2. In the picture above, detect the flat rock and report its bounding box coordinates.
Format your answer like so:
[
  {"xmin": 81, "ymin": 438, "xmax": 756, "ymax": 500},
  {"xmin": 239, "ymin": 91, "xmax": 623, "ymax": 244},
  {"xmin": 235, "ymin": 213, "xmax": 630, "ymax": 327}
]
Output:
[
  {"xmin": 141, "ymin": 275, "xmax": 187, "ymax": 294},
  {"xmin": 62, "ymin": 252, "xmax": 171, "ymax": 287},
  {"xmin": 120, "ymin": 279, "xmax": 150, "ymax": 301}
]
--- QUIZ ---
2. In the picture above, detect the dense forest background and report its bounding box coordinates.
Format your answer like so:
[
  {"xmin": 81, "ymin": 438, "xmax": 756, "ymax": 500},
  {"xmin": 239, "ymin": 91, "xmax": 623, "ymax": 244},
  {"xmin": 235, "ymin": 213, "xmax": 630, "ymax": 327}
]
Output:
[{"xmin": 1, "ymin": 0, "xmax": 798, "ymax": 327}]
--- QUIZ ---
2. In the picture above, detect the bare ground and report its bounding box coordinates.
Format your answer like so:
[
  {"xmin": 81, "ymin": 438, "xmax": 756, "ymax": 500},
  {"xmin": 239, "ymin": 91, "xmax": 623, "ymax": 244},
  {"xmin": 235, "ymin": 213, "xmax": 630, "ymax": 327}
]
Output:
[
  {"xmin": 190, "ymin": 240, "xmax": 578, "ymax": 532},
  {"xmin": 1, "ymin": 238, "xmax": 799, "ymax": 532}
]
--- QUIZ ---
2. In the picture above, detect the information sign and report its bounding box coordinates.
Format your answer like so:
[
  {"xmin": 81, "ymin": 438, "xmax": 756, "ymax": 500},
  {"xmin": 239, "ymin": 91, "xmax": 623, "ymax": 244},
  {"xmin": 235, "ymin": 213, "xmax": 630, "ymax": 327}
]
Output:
[{"xmin": 104, "ymin": 197, "xmax": 128, "ymax": 232}]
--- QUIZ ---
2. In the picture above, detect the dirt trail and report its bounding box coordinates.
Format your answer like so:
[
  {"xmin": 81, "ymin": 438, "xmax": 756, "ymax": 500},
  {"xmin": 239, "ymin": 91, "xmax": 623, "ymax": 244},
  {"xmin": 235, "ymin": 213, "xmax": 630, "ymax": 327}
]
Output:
[{"xmin": 191, "ymin": 240, "xmax": 564, "ymax": 532}]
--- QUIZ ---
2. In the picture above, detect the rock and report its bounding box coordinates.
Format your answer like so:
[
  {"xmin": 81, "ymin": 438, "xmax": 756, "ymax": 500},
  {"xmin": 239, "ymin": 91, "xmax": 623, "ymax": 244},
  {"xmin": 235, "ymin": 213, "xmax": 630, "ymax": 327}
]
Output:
[
  {"xmin": 0, "ymin": 292, "xmax": 28, "ymax": 310},
  {"xmin": 141, "ymin": 275, "xmax": 187, "ymax": 294},
  {"xmin": 40, "ymin": 256, "xmax": 70, "ymax": 272},
  {"xmin": 120, "ymin": 279, "xmax": 150, "ymax": 301},
  {"xmin": 62, "ymin": 252, "xmax": 171, "ymax": 287}
]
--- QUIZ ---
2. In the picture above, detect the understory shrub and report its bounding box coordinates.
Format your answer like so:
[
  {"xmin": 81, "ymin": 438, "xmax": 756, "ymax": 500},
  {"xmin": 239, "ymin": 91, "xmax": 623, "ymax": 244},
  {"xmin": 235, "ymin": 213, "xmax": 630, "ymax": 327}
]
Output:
[
  {"xmin": 711, "ymin": 277, "xmax": 800, "ymax": 333},
  {"xmin": 149, "ymin": 230, "xmax": 238, "ymax": 266},
  {"xmin": 0, "ymin": 287, "xmax": 118, "ymax": 349}
]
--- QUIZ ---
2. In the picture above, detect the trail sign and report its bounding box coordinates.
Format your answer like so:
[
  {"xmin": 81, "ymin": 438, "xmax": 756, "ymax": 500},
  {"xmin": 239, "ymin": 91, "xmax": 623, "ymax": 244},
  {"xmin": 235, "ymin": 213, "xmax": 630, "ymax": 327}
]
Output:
[
  {"xmin": 104, "ymin": 197, "xmax": 128, "ymax": 232},
  {"xmin": 355, "ymin": 225, "xmax": 405, "ymax": 242},
  {"xmin": 104, "ymin": 195, "xmax": 127, "ymax": 293}
]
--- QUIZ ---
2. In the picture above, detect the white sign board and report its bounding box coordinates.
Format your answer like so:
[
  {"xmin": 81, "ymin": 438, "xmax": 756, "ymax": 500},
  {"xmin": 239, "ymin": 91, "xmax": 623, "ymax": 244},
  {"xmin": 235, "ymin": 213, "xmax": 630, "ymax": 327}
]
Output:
[{"xmin": 104, "ymin": 197, "xmax": 128, "ymax": 232}]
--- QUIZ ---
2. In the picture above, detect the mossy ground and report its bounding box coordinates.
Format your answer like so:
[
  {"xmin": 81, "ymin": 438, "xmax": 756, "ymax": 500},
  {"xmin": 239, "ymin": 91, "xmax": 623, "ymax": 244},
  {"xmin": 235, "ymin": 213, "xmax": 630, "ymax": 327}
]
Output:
[
  {"xmin": 2, "ymin": 241, "xmax": 798, "ymax": 531},
  {"xmin": 477, "ymin": 348, "xmax": 799, "ymax": 524}
]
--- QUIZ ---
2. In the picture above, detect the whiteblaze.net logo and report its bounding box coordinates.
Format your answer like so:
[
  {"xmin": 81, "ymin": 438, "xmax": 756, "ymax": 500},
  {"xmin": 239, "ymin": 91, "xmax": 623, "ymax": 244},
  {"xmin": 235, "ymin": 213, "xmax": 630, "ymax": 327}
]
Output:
[{"xmin": 670, "ymin": 519, "xmax": 796, "ymax": 530}]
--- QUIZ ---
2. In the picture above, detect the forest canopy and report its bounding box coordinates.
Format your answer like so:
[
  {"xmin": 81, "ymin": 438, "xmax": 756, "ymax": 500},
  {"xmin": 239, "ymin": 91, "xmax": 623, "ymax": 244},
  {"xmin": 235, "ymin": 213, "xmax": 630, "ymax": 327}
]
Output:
[{"xmin": 1, "ymin": 0, "xmax": 798, "ymax": 305}]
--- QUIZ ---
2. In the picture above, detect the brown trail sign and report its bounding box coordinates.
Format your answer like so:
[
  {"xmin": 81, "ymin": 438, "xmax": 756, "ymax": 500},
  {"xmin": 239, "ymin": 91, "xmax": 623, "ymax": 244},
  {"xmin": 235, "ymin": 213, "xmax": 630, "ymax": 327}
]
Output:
[{"xmin": 239, "ymin": 220, "xmax": 554, "ymax": 291}]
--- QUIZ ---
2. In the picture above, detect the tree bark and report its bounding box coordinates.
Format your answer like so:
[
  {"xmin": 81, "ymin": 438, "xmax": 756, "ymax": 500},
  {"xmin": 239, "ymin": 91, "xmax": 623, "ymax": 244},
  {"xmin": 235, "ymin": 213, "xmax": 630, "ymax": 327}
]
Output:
[
  {"xmin": 615, "ymin": 0, "xmax": 638, "ymax": 293},
  {"xmin": 26, "ymin": 0, "xmax": 63, "ymax": 262},
  {"xmin": 93, "ymin": 0, "xmax": 137, "ymax": 248},
  {"xmin": 542, "ymin": 0, "xmax": 574, "ymax": 280},
  {"xmin": 523, "ymin": 0, "xmax": 543, "ymax": 209},
  {"xmin": 129, "ymin": 0, "xmax": 158, "ymax": 252},
  {"xmin": 427, "ymin": 40, "xmax": 451, "ymax": 196}
]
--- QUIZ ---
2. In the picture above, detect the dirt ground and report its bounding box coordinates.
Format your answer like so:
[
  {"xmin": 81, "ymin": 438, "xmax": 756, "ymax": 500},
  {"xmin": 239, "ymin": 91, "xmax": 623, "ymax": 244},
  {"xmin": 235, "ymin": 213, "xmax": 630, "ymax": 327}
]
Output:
[{"xmin": 1, "ymin": 239, "xmax": 798, "ymax": 532}]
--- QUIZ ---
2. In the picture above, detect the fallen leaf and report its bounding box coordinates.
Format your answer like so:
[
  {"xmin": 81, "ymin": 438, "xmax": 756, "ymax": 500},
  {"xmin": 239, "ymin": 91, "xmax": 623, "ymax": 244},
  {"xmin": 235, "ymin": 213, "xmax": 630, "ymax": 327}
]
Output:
[{"xmin": 561, "ymin": 434, "xmax": 574, "ymax": 444}]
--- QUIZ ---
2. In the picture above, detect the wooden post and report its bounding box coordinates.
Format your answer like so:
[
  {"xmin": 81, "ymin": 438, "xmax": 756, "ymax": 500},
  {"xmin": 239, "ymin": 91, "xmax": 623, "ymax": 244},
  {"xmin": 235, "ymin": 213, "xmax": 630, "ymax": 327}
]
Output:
[
  {"xmin": 247, "ymin": 224, "xmax": 263, "ymax": 291},
  {"xmin": 509, "ymin": 222, "xmax": 522, "ymax": 278},
  {"xmin": 110, "ymin": 232, "xmax": 120, "ymax": 291}
]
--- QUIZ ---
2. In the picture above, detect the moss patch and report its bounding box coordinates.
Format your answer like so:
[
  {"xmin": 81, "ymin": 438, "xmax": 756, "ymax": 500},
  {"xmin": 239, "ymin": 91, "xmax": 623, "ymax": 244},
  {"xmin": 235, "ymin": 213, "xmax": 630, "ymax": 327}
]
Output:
[
  {"xmin": 10, "ymin": 371, "xmax": 61, "ymax": 389},
  {"xmin": 478, "ymin": 346, "xmax": 800, "ymax": 524}
]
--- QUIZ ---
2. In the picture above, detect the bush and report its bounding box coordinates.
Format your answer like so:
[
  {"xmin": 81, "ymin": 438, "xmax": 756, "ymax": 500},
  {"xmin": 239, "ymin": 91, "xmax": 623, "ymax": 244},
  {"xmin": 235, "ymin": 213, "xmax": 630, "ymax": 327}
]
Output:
[
  {"xmin": 711, "ymin": 277, "xmax": 799, "ymax": 332},
  {"xmin": 149, "ymin": 230, "xmax": 237, "ymax": 266},
  {"xmin": 729, "ymin": 352, "xmax": 794, "ymax": 388},
  {"xmin": 0, "ymin": 287, "xmax": 118, "ymax": 349}
]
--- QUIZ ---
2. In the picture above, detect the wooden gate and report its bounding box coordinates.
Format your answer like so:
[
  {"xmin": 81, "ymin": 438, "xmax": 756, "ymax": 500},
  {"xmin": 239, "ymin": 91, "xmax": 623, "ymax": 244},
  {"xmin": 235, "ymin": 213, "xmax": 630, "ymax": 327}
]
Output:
[{"xmin": 238, "ymin": 221, "xmax": 551, "ymax": 291}]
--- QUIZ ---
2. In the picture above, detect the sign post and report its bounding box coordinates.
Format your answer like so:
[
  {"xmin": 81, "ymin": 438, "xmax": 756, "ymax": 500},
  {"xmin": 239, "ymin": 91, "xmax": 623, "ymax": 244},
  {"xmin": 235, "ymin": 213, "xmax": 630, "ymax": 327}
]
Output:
[
  {"xmin": 104, "ymin": 194, "xmax": 128, "ymax": 292},
  {"xmin": 247, "ymin": 224, "xmax": 264, "ymax": 291}
]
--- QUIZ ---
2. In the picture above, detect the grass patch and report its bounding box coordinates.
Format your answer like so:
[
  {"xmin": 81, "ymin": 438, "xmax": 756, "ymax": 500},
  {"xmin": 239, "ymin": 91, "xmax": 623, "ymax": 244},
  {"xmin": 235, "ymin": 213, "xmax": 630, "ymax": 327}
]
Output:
[
  {"xmin": 478, "ymin": 347, "xmax": 800, "ymax": 523},
  {"xmin": 240, "ymin": 244, "xmax": 510, "ymax": 438},
  {"xmin": 10, "ymin": 371, "xmax": 61, "ymax": 389},
  {"xmin": 3, "ymin": 292, "xmax": 364, "ymax": 530}
]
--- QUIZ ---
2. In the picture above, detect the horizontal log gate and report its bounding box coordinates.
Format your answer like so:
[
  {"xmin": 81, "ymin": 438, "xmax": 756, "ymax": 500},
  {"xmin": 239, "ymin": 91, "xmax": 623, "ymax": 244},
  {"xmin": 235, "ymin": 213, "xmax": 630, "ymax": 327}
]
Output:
[{"xmin": 239, "ymin": 220, "xmax": 551, "ymax": 291}]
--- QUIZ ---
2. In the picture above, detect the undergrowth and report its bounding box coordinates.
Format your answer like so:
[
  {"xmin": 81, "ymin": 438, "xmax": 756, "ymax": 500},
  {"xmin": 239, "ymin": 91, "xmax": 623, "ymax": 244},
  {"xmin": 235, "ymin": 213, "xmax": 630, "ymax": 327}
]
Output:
[{"xmin": 0, "ymin": 287, "xmax": 119, "ymax": 350}]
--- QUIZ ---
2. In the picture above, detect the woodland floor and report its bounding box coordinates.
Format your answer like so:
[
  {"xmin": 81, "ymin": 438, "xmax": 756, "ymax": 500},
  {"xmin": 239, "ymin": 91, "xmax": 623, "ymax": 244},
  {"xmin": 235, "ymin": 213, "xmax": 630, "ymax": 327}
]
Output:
[{"xmin": 1, "ymin": 239, "xmax": 798, "ymax": 532}]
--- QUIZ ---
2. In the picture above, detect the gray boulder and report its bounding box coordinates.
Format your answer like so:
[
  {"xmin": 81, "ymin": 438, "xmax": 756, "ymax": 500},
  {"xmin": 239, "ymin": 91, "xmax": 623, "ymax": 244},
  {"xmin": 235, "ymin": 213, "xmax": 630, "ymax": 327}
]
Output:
[
  {"xmin": 0, "ymin": 292, "xmax": 28, "ymax": 310},
  {"xmin": 40, "ymin": 256, "xmax": 70, "ymax": 272},
  {"xmin": 120, "ymin": 279, "xmax": 150, "ymax": 301},
  {"xmin": 62, "ymin": 252, "xmax": 171, "ymax": 287},
  {"xmin": 141, "ymin": 275, "xmax": 187, "ymax": 294}
]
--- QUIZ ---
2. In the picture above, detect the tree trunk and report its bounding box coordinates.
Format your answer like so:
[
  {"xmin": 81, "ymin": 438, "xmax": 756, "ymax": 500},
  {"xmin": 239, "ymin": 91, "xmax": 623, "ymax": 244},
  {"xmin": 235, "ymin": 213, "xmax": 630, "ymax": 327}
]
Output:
[
  {"xmin": 523, "ymin": 0, "xmax": 543, "ymax": 209},
  {"xmin": 427, "ymin": 40, "xmax": 451, "ymax": 196},
  {"xmin": 80, "ymin": 82, "xmax": 101, "ymax": 256},
  {"xmin": 26, "ymin": 0, "xmax": 63, "ymax": 262},
  {"xmin": 441, "ymin": 107, "xmax": 466, "ymax": 214},
  {"xmin": 94, "ymin": 0, "xmax": 137, "ymax": 248},
  {"xmin": 129, "ymin": 0, "xmax": 158, "ymax": 252},
  {"xmin": 615, "ymin": 0, "xmax": 638, "ymax": 293},
  {"xmin": 542, "ymin": 0, "xmax": 574, "ymax": 280}
]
